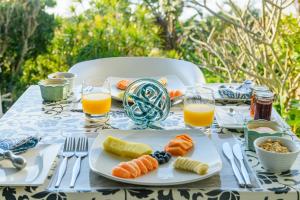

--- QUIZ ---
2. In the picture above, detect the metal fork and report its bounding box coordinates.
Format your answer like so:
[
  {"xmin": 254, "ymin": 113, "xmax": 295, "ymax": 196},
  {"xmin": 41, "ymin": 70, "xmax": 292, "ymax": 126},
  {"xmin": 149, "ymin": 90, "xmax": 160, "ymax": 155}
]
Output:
[
  {"xmin": 55, "ymin": 137, "xmax": 75, "ymax": 188},
  {"xmin": 70, "ymin": 137, "xmax": 88, "ymax": 188}
]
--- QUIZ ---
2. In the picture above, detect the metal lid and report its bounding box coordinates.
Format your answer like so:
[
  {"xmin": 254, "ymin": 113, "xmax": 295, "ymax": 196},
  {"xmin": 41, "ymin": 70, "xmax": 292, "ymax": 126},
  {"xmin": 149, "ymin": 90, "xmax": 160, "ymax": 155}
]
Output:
[
  {"xmin": 253, "ymin": 85, "xmax": 269, "ymax": 92},
  {"xmin": 256, "ymin": 91, "xmax": 274, "ymax": 99}
]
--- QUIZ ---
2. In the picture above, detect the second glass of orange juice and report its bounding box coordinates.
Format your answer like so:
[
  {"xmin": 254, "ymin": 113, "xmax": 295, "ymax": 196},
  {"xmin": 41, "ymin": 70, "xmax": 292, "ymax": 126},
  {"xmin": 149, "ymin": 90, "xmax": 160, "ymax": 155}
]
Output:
[
  {"xmin": 184, "ymin": 86, "xmax": 215, "ymax": 128},
  {"xmin": 82, "ymin": 80, "xmax": 111, "ymax": 123}
]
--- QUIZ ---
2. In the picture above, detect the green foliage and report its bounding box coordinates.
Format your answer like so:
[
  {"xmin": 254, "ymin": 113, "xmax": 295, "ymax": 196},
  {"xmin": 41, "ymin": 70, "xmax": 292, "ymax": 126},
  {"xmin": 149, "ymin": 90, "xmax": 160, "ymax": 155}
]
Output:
[
  {"xmin": 185, "ymin": 3, "xmax": 299, "ymax": 134},
  {"xmin": 274, "ymin": 15, "xmax": 300, "ymax": 109},
  {"xmin": 22, "ymin": 0, "xmax": 164, "ymax": 78},
  {"xmin": 286, "ymin": 100, "xmax": 300, "ymax": 136},
  {"xmin": 0, "ymin": 0, "xmax": 57, "ymax": 99}
]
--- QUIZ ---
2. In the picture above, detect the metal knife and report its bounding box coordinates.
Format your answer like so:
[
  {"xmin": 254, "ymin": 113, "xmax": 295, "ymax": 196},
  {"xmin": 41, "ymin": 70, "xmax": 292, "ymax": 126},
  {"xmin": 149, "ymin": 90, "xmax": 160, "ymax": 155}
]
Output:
[
  {"xmin": 222, "ymin": 142, "xmax": 245, "ymax": 187},
  {"xmin": 233, "ymin": 144, "xmax": 252, "ymax": 187}
]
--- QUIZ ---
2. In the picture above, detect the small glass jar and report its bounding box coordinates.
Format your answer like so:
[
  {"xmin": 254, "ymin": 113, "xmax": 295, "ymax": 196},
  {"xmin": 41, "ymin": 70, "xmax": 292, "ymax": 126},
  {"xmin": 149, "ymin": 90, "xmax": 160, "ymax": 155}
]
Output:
[
  {"xmin": 250, "ymin": 86, "xmax": 269, "ymax": 117},
  {"xmin": 254, "ymin": 91, "xmax": 274, "ymax": 121}
]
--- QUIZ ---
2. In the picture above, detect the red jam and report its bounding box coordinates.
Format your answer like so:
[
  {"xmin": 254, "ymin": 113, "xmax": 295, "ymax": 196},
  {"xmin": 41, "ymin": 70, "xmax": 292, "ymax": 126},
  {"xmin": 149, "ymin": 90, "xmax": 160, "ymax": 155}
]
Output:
[
  {"xmin": 250, "ymin": 86, "xmax": 269, "ymax": 118},
  {"xmin": 254, "ymin": 91, "xmax": 274, "ymax": 121}
]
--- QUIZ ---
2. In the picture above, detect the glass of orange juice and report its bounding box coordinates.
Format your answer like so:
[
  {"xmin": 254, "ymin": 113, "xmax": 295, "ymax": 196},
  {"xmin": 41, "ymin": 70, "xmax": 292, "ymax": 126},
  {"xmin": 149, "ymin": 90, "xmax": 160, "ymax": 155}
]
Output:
[
  {"xmin": 82, "ymin": 80, "xmax": 111, "ymax": 123},
  {"xmin": 184, "ymin": 86, "xmax": 215, "ymax": 129}
]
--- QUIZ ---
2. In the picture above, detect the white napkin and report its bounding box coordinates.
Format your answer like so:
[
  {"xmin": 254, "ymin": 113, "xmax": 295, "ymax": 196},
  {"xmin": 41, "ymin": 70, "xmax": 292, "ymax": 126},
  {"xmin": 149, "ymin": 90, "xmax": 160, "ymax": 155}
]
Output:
[{"xmin": 215, "ymin": 106, "xmax": 250, "ymax": 128}]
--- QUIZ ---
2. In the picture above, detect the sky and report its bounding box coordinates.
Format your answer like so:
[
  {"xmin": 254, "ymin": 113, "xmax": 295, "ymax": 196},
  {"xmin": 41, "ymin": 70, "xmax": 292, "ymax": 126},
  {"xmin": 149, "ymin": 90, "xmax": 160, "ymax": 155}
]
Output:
[{"xmin": 46, "ymin": 0, "xmax": 297, "ymax": 19}]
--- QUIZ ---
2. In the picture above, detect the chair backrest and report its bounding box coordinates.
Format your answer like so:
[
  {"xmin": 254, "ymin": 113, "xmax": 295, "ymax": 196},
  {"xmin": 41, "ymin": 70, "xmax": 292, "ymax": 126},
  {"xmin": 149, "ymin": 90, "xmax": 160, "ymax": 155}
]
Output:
[
  {"xmin": 69, "ymin": 57, "xmax": 205, "ymax": 86},
  {"xmin": 0, "ymin": 93, "xmax": 3, "ymax": 118}
]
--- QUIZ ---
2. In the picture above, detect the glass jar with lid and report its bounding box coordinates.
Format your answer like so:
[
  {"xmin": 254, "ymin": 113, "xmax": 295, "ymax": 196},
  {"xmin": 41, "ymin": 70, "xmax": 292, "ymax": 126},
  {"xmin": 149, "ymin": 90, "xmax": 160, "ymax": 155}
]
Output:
[
  {"xmin": 254, "ymin": 91, "xmax": 274, "ymax": 120},
  {"xmin": 250, "ymin": 86, "xmax": 269, "ymax": 117}
]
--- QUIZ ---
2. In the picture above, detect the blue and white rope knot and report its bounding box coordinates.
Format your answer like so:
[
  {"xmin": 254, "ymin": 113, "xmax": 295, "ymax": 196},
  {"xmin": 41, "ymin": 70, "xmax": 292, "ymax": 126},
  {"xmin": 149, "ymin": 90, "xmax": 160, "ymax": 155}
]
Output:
[{"xmin": 123, "ymin": 79, "xmax": 170, "ymax": 126}]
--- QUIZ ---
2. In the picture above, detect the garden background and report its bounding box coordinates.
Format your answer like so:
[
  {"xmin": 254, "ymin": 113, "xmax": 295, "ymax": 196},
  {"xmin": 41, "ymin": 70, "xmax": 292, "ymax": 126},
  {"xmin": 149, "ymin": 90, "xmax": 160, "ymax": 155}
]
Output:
[{"xmin": 0, "ymin": 0, "xmax": 299, "ymax": 135}]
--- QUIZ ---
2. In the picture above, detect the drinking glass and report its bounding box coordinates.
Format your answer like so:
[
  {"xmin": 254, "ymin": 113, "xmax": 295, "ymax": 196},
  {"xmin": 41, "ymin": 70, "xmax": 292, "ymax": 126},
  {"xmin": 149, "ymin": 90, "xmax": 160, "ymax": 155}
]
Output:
[
  {"xmin": 81, "ymin": 80, "xmax": 111, "ymax": 123},
  {"xmin": 184, "ymin": 86, "xmax": 215, "ymax": 129}
]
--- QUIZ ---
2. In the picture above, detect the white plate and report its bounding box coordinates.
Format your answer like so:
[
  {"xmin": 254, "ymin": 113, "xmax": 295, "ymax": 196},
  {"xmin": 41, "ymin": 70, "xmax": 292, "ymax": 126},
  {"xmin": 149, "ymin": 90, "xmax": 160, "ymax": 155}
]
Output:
[
  {"xmin": 215, "ymin": 106, "xmax": 276, "ymax": 129},
  {"xmin": 107, "ymin": 75, "xmax": 186, "ymax": 101},
  {"xmin": 0, "ymin": 144, "xmax": 61, "ymax": 186},
  {"xmin": 89, "ymin": 129, "xmax": 222, "ymax": 186}
]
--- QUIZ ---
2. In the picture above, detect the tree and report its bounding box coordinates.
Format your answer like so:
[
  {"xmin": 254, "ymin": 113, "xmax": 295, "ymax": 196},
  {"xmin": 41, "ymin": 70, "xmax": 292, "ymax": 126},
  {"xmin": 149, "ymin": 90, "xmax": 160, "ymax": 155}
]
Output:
[
  {"xmin": 20, "ymin": 0, "xmax": 168, "ymax": 89},
  {"xmin": 188, "ymin": 0, "xmax": 299, "ymax": 111},
  {"xmin": 0, "ymin": 0, "xmax": 57, "ymax": 103}
]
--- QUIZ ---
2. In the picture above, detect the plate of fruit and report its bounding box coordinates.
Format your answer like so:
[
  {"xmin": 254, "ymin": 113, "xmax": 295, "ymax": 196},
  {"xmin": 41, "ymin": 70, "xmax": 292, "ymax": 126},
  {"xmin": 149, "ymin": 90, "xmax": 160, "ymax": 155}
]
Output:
[
  {"xmin": 107, "ymin": 75, "xmax": 185, "ymax": 102},
  {"xmin": 89, "ymin": 129, "xmax": 222, "ymax": 186}
]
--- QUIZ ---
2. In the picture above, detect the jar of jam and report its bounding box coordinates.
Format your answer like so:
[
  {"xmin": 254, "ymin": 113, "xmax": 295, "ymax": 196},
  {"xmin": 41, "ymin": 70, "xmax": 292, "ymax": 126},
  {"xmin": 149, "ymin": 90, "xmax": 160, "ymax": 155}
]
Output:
[
  {"xmin": 250, "ymin": 86, "xmax": 269, "ymax": 117},
  {"xmin": 254, "ymin": 91, "xmax": 274, "ymax": 121}
]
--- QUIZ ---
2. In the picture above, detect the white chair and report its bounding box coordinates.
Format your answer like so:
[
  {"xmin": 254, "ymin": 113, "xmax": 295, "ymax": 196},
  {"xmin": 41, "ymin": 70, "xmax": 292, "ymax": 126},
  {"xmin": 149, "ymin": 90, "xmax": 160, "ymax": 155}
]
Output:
[
  {"xmin": 68, "ymin": 57, "xmax": 205, "ymax": 86},
  {"xmin": 0, "ymin": 93, "xmax": 3, "ymax": 118}
]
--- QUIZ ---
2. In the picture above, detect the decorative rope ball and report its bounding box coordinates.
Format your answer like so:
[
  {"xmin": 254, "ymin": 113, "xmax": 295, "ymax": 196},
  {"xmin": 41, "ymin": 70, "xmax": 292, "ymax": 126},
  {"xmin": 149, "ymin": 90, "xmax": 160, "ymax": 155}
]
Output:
[{"xmin": 123, "ymin": 78, "xmax": 171, "ymax": 126}]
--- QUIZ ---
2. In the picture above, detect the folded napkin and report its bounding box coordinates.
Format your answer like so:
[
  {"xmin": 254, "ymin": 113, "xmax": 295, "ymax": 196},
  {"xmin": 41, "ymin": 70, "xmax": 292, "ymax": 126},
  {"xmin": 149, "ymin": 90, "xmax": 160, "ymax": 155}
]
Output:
[
  {"xmin": 218, "ymin": 80, "xmax": 253, "ymax": 99},
  {"xmin": 0, "ymin": 136, "xmax": 40, "ymax": 154}
]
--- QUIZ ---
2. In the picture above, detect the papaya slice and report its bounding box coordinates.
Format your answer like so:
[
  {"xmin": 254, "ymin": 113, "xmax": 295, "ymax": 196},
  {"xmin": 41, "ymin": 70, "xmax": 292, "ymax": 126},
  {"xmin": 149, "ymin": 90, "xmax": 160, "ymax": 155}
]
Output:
[
  {"xmin": 140, "ymin": 156, "xmax": 153, "ymax": 170},
  {"xmin": 134, "ymin": 159, "xmax": 148, "ymax": 174},
  {"xmin": 167, "ymin": 139, "xmax": 193, "ymax": 151},
  {"xmin": 128, "ymin": 161, "xmax": 141, "ymax": 176},
  {"xmin": 175, "ymin": 134, "xmax": 193, "ymax": 143},
  {"xmin": 165, "ymin": 146, "xmax": 187, "ymax": 156},
  {"xmin": 164, "ymin": 134, "xmax": 194, "ymax": 156},
  {"xmin": 168, "ymin": 89, "xmax": 183, "ymax": 100},
  {"xmin": 112, "ymin": 166, "xmax": 131, "ymax": 178},
  {"xmin": 158, "ymin": 77, "xmax": 167, "ymax": 86},
  {"xmin": 112, "ymin": 154, "xmax": 159, "ymax": 179},
  {"xmin": 144, "ymin": 155, "xmax": 158, "ymax": 169},
  {"xmin": 119, "ymin": 162, "xmax": 138, "ymax": 178},
  {"xmin": 116, "ymin": 80, "xmax": 130, "ymax": 90},
  {"xmin": 174, "ymin": 90, "xmax": 183, "ymax": 97}
]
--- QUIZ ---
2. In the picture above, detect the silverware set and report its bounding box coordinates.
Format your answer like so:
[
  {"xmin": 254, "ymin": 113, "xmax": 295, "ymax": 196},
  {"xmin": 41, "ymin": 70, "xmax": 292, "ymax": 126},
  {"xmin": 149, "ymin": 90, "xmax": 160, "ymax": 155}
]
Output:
[
  {"xmin": 222, "ymin": 142, "xmax": 252, "ymax": 187},
  {"xmin": 55, "ymin": 137, "xmax": 88, "ymax": 188}
]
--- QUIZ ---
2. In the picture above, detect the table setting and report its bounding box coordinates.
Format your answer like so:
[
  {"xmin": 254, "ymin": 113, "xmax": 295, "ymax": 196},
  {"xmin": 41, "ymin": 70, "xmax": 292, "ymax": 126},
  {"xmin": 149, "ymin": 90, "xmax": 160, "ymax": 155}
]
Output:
[{"xmin": 0, "ymin": 69, "xmax": 299, "ymax": 200}]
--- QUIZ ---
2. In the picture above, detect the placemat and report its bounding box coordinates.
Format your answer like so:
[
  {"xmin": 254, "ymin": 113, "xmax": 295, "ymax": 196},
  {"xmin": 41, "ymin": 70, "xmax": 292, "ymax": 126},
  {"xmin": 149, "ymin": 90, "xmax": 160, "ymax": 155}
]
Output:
[{"xmin": 48, "ymin": 133, "xmax": 260, "ymax": 192}]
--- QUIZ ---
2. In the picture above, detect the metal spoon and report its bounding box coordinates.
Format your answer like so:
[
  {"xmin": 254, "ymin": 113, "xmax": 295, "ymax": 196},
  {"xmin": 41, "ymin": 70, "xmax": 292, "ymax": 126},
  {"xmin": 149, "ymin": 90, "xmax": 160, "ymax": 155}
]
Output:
[{"xmin": 228, "ymin": 108, "xmax": 236, "ymax": 116}]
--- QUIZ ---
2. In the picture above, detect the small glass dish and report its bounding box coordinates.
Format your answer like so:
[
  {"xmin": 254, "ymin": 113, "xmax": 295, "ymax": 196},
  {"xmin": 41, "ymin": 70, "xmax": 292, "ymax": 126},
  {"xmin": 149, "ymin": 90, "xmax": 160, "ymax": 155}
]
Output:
[
  {"xmin": 48, "ymin": 72, "xmax": 76, "ymax": 95},
  {"xmin": 38, "ymin": 79, "xmax": 69, "ymax": 102}
]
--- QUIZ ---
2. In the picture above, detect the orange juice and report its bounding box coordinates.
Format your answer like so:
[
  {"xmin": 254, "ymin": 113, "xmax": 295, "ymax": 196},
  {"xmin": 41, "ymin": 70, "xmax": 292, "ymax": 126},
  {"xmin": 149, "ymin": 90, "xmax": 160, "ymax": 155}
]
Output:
[
  {"xmin": 184, "ymin": 104, "xmax": 215, "ymax": 127},
  {"xmin": 82, "ymin": 93, "xmax": 111, "ymax": 115}
]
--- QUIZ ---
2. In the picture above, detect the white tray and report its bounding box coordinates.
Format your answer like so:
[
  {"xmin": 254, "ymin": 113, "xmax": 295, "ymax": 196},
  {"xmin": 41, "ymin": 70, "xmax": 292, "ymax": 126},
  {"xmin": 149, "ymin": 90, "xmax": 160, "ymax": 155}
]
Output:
[
  {"xmin": 0, "ymin": 144, "xmax": 61, "ymax": 186},
  {"xmin": 89, "ymin": 129, "xmax": 222, "ymax": 186},
  {"xmin": 215, "ymin": 106, "xmax": 277, "ymax": 129}
]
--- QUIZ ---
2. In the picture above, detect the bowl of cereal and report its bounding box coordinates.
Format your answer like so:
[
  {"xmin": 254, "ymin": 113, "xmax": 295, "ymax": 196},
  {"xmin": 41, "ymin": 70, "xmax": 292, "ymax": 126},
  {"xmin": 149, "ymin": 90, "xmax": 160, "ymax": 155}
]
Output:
[{"xmin": 254, "ymin": 136, "xmax": 300, "ymax": 172}]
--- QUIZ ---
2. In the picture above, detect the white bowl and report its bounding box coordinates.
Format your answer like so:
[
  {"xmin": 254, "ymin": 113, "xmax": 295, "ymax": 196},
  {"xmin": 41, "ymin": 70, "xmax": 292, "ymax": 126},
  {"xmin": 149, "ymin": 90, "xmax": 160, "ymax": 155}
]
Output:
[
  {"xmin": 48, "ymin": 72, "xmax": 76, "ymax": 95},
  {"xmin": 254, "ymin": 136, "xmax": 300, "ymax": 172}
]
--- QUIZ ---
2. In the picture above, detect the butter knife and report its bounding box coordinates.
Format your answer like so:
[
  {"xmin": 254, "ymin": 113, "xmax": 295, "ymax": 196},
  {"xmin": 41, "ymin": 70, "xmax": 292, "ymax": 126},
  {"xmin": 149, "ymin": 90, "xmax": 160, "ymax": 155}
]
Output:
[
  {"xmin": 233, "ymin": 144, "xmax": 251, "ymax": 187},
  {"xmin": 222, "ymin": 143, "xmax": 245, "ymax": 187}
]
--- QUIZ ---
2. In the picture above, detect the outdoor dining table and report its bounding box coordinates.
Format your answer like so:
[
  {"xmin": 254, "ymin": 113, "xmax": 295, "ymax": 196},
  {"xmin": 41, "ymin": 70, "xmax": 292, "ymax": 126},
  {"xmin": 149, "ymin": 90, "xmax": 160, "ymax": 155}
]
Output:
[{"xmin": 0, "ymin": 84, "xmax": 299, "ymax": 200}]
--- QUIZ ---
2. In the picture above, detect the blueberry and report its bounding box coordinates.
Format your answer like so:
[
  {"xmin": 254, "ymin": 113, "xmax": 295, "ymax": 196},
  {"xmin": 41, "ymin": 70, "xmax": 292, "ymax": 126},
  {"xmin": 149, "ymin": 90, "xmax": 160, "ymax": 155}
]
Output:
[
  {"xmin": 158, "ymin": 158, "xmax": 164, "ymax": 164},
  {"xmin": 150, "ymin": 154, "xmax": 156, "ymax": 158},
  {"xmin": 165, "ymin": 152, "xmax": 171, "ymax": 158}
]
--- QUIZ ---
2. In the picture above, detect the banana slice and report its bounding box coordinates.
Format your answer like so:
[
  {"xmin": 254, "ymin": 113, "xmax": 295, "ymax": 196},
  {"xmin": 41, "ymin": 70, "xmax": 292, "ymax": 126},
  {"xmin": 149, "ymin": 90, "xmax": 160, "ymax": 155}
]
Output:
[{"xmin": 173, "ymin": 157, "xmax": 209, "ymax": 175}]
